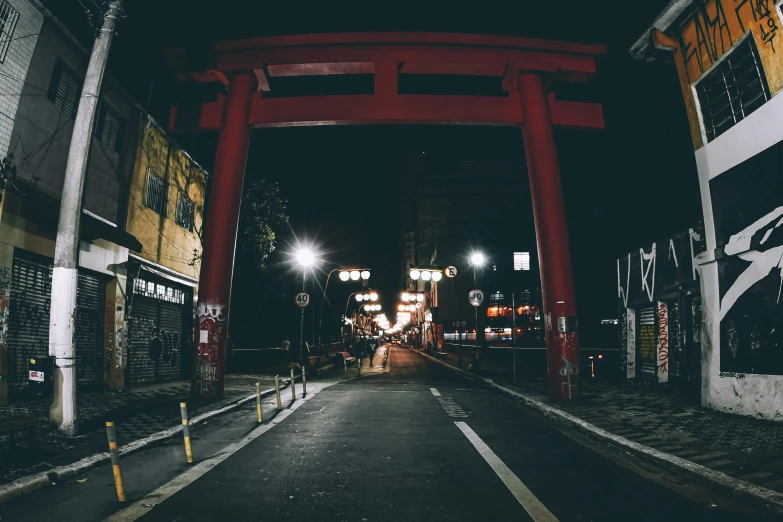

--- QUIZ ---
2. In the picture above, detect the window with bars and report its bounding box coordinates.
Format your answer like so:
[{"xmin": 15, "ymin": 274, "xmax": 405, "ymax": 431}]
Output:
[
  {"xmin": 133, "ymin": 277, "xmax": 185, "ymax": 304},
  {"xmin": 96, "ymin": 103, "xmax": 124, "ymax": 152},
  {"xmin": 145, "ymin": 169, "xmax": 168, "ymax": 216},
  {"xmin": 695, "ymin": 37, "xmax": 770, "ymax": 142},
  {"xmin": 47, "ymin": 59, "xmax": 82, "ymax": 118},
  {"xmin": 175, "ymin": 194, "xmax": 195, "ymax": 231},
  {"xmin": 0, "ymin": 0, "xmax": 18, "ymax": 62}
]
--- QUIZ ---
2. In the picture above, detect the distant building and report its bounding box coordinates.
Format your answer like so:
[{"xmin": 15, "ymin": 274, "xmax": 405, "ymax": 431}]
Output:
[
  {"xmin": 631, "ymin": 0, "xmax": 783, "ymax": 419},
  {"xmin": 0, "ymin": 2, "xmax": 205, "ymax": 404}
]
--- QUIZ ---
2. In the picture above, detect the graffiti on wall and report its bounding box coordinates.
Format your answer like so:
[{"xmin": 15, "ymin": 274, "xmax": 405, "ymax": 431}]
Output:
[
  {"xmin": 626, "ymin": 308, "xmax": 636, "ymax": 379},
  {"xmin": 103, "ymin": 291, "xmax": 126, "ymax": 388},
  {"xmin": 195, "ymin": 302, "xmax": 227, "ymax": 397},
  {"xmin": 657, "ymin": 302, "xmax": 669, "ymax": 383},
  {"xmin": 678, "ymin": 0, "xmax": 780, "ymax": 83},
  {"xmin": 711, "ymin": 139, "xmax": 783, "ymax": 375},
  {"xmin": 0, "ymin": 266, "xmax": 10, "ymax": 385}
]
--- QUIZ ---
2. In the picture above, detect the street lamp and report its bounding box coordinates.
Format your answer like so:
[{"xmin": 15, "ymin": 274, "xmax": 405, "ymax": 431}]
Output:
[
  {"xmin": 468, "ymin": 250, "xmax": 486, "ymax": 365},
  {"xmin": 369, "ymin": 292, "xmax": 378, "ymax": 301},
  {"xmin": 339, "ymin": 271, "xmax": 350, "ymax": 281},
  {"xmin": 410, "ymin": 269, "xmax": 421, "ymax": 280},
  {"xmin": 294, "ymin": 247, "xmax": 318, "ymax": 365},
  {"xmin": 469, "ymin": 252, "xmax": 486, "ymax": 268},
  {"xmin": 361, "ymin": 270, "xmax": 371, "ymax": 280},
  {"xmin": 350, "ymin": 270, "xmax": 360, "ymax": 281},
  {"xmin": 421, "ymin": 270, "xmax": 432, "ymax": 281}
]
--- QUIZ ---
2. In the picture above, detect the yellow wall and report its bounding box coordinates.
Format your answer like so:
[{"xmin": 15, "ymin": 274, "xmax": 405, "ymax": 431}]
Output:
[
  {"xmin": 668, "ymin": 0, "xmax": 783, "ymax": 149},
  {"xmin": 125, "ymin": 117, "xmax": 206, "ymax": 280}
]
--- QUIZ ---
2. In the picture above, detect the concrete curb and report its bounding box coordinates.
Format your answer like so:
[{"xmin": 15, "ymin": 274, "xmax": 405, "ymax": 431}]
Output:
[
  {"xmin": 0, "ymin": 382, "xmax": 290, "ymax": 505},
  {"xmin": 411, "ymin": 348, "xmax": 783, "ymax": 514}
]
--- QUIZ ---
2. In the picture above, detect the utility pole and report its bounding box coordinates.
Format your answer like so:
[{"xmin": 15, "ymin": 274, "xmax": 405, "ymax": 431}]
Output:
[{"xmin": 48, "ymin": 0, "xmax": 123, "ymax": 435}]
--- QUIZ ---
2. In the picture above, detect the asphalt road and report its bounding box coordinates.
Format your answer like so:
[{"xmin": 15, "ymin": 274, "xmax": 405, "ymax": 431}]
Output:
[{"xmin": 1, "ymin": 346, "xmax": 779, "ymax": 521}]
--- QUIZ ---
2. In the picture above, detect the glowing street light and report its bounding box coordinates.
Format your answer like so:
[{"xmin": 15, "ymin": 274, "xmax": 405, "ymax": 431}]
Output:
[
  {"xmin": 469, "ymin": 252, "xmax": 486, "ymax": 267},
  {"xmin": 296, "ymin": 248, "xmax": 315, "ymax": 267},
  {"xmin": 356, "ymin": 294, "xmax": 364, "ymax": 302},
  {"xmin": 339, "ymin": 271, "xmax": 350, "ymax": 281},
  {"xmin": 421, "ymin": 270, "xmax": 432, "ymax": 281},
  {"xmin": 350, "ymin": 270, "xmax": 360, "ymax": 281},
  {"xmin": 401, "ymin": 292, "xmax": 410, "ymax": 302},
  {"xmin": 431, "ymin": 271, "xmax": 443, "ymax": 282},
  {"xmin": 369, "ymin": 292, "xmax": 378, "ymax": 301},
  {"xmin": 410, "ymin": 269, "xmax": 421, "ymax": 280},
  {"xmin": 361, "ymin": 270, "xmax": 371, "ymax": 280}
]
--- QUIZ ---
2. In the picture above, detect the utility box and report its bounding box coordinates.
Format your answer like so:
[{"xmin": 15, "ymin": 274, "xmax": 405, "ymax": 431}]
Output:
[{"xmin": 28, "ymin": 357, "xmax": 54, "ymax": 396}]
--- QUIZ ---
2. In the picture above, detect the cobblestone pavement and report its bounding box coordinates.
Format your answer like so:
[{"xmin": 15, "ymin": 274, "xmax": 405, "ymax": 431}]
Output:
[
  {"xmin": 430, "ymin": 349, "xmax": 783, "ymax": 494},
  {"xmin": 0, "ymin": 374, "xmax": 282, "ymax": 485}
]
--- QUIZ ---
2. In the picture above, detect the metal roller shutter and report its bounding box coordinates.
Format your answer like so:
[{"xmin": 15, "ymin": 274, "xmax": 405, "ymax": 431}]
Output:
[
  {"xmin": 7, "ymin": 256, "xmax": 51, "ymax": 389},
  {"xmin": 7, "ymin": 252, "xmax": 106, "ymax": 390},
  {"xmin": 126, "ymin": 270, "xmax": 190, "ymax": 387},
  {"xmin": 74, "ymin": 272, "xmax": 106, "ymax": 388}
]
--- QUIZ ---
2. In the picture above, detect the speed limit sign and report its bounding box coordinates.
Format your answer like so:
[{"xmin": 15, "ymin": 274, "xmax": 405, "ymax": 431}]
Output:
[
  {"xmin": 295, "ymin": 292, "xmax": 310, "ymax": 308},
  {"xmin": 468, "ymin": 289, "xmax": 484, "ymax": 307}
]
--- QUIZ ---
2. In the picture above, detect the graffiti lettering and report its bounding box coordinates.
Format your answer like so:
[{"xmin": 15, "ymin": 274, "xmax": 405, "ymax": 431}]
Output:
[
  {"xmin": 680, "ymin": 0, "xmax": 735, "ymax": 80},
  {"xmin": 626, "ymin": 308, "xmax": 636, "ymax": 379},
  {"xmin": 657, "ymin": 302, "xmax": 670, "ymax": 383},
  {"xmin": 195, "ymin": 302, "xmax": 227, "ymax": 398},
  {"xmin": 640, "ymin": 244, "xmax": 656, "ymax": 302},
  {"xmin": 719, "ymin": 371, "xmax": 746, "ymax": 379},
  {"xmin": 737, "ymin": 0, "xmax": 778, "ymax": 51},
  {"xmin": 0, "ymin": 265, "xmax": 10, "ymax": 380}
]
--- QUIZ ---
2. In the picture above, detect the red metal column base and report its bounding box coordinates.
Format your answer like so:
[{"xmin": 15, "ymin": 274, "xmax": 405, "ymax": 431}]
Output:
[
  {"xmin": 517, "ymin": 73, "xmax": 581, "ymax": 400},
  {"xmin": 191, "ymin": 73, "xmax": 257, "ymax": 399}
]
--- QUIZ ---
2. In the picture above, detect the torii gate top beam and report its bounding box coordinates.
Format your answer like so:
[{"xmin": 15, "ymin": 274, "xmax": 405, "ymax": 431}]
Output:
[{"xmin": 166, "ymin": 32, "xmax": 606, "ymax": 131}]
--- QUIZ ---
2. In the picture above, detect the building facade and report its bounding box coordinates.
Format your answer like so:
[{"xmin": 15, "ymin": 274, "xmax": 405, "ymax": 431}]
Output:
[
  {"xmin": 632, "ymin": 0, "xmax": 783, "ymax": 419},
  {"xmin": 0, "ymin": 2, "xmax": 205, "ymax": 404},
  {"xmin": 616, "ymin": 229, "xmax": 704, "ymax": 397}
]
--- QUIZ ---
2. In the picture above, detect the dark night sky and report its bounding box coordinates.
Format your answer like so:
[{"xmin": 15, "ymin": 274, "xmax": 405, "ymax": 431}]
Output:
[{"xmin": 45, "ymin": 1, "xmax": 702, "ymax": 346}]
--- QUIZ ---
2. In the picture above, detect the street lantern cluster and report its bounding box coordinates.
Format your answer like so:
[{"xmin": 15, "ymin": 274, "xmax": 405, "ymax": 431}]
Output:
[
  {"xmin": 398, "ymin": 303, "xmax": 422, "ymax": 312},
  {"xmin": 401, "ymin": 292, "xmax": 426, "ymax": 303},
  {"xmin": 355, "ymin": 291, "xmax": 378, "ymax": 302},
  {"xmin": 339, "ymin": 269, "xmax": 371, "ymax": 281},
  {"xmin": 409, "ymin": 268, "xmax": 443, "ymax": 282},
  {"xmin": 364, "ymin": 304, "xmax": 382, "ymax": 312}
]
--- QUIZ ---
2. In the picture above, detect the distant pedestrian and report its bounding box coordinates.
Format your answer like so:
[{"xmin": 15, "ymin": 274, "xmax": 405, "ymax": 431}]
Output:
[{"xmin": 367, "ymin": 340, "xmax": 377, "ymax": 366}]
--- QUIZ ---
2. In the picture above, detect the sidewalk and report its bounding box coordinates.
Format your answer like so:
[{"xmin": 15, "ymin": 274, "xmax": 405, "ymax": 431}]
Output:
[
  {"xmin": 0, "ymin": 374, "xmax": 280, "ymax": 485},
  {"xmin": 423, "ymin": 348, "xmax": 783, "ymax": 496}
]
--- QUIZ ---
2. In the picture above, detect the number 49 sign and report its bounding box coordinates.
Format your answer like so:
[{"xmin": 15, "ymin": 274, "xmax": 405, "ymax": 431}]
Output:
[{"xmin": 295, "ymin": 292, "xmax": 310, "ymax": 308}]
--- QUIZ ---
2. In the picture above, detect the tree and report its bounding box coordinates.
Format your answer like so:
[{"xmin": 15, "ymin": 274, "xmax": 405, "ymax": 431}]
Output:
[
  {"xmin": 228, "ymin": 180, "xmax": 289, "ymax": 353},
  {"xmin": 237, "ymin": 179, "xmax": 288, "ymax": 271}
]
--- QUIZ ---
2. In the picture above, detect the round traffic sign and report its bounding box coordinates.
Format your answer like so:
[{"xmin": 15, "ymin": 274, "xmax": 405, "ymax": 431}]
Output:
[
  {"xmin": 295, "ymin": 292, "xmax": 310, "ymax": 308},
  {"xmin": 468, "ymin": 289, "xmax": 484, "ymax": 307},
  {"xmin": 445, "ymin": 266, "xmax": 458, "ymax": 278}
]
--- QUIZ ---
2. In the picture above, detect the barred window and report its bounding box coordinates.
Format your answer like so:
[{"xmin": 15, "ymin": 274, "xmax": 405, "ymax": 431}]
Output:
[
  {"xmin": 175, "ymin": 194, "xmax": 195, "ymax": 231},
  {"xmin": 145, "ymin": 169, "xmax": 168, "ymax": 215},
  {"xmin": 0, "ymin": 1, "xmax": 18, "ymax": 63},
  {"xmin": 696, "ymin": 37, "xmax": 770, "ymax": 142},
  {"xmin": 133, "ymin": 277, "xmax": 185, "ymax": 304},
  {"xmin": 47, "ymin": 60, "xmax": 81, "ymax": 118},
  {"xmin": 97, "ymin": 103, "xmax": 124, "ymax": 152}
]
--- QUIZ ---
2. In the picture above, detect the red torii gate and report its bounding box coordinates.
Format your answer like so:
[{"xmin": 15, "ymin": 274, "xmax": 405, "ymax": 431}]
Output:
[{"xmin": 166, "ymin": 32, "xmax": 605, "ymax": 401}]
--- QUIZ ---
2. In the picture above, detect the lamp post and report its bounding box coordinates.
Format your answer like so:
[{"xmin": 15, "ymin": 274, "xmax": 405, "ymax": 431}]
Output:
[
  {"xmin": 318, "ymin": 268, "xmax": 370, "ymax": 355},
  {"xmin": 295, "ymin": 248, "xmax": 316, "ymax": 365},
  {"xmin": 469, "ymin": 251, "xmax": 486, "ymax": 368}
]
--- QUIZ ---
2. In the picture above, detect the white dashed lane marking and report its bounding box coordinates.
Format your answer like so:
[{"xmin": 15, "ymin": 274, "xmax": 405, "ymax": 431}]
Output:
[{"xmin": 430, "ymin": 388, "xmax": 441, "ymax": 396}]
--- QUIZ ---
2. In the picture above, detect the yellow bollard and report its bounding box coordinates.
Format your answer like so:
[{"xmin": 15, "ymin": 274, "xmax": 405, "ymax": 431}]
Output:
[
  {"xmin": 180, "ymin": 402, "xmax": 193, "ymax": 464},
  {"xmin": 290, "ymin": 368, "xmax": 296, "ymax": 400},
  {"xmin": 302, "ymin": 366, "xmax": 307, "ymax": 396},
  {"xmin": 275, "ymin": 375, "xmax": 282, "ymax": 409},
  {"xmin": 256, "ymin": 382, "xmax": 263, "ymax": 423},
  {"xmin": 105, "ymin": 422, "xmax": 126, "ymax": 502}
]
